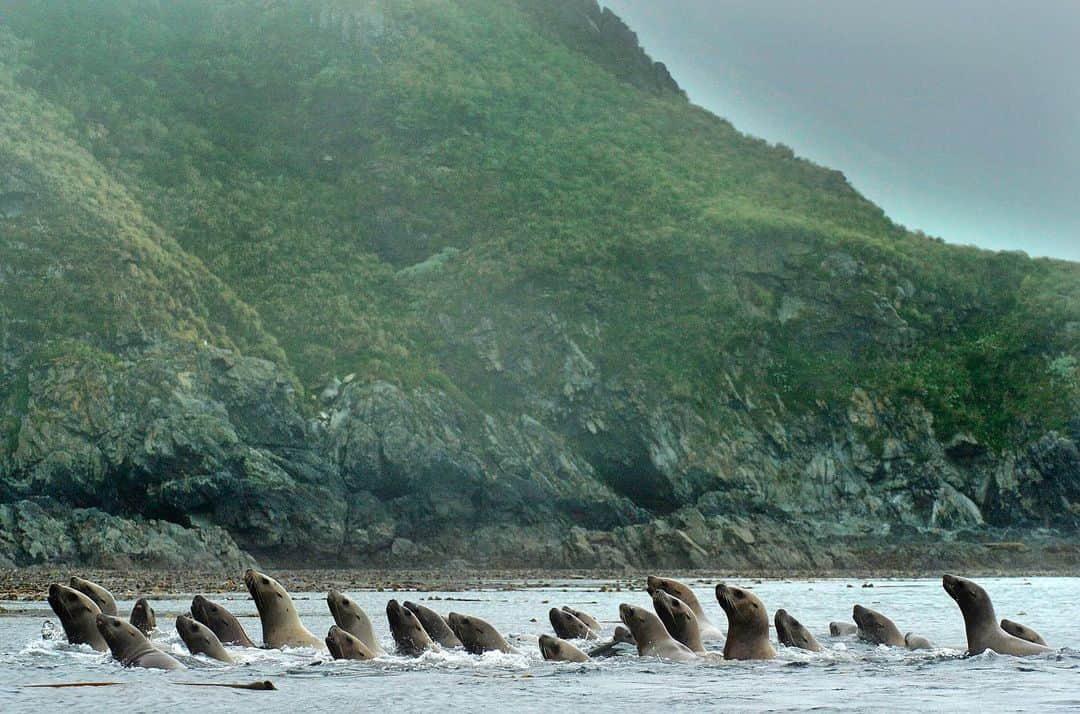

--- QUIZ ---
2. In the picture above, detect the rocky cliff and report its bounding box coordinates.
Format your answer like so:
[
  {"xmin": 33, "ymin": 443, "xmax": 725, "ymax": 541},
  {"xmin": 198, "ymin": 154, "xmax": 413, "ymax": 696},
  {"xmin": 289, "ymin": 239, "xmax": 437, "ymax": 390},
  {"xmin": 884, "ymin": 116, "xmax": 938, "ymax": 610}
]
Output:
[{"xmin": 0, "ymin": 0, "xmax": 1077, "ymax": 570}]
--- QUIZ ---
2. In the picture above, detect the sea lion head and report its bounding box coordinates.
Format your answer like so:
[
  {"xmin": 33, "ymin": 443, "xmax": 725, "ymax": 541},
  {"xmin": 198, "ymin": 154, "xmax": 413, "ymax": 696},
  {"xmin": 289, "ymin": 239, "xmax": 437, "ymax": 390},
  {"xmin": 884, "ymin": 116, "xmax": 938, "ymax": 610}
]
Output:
[
  {"xmin": 386, "ymin": 599, "xmax": 431, "ymax": 654},
  {"xmin": 190, "ymin": 594, "xmax": 253, "ymax": 647},
  {"xmin": 48, "ymin": 583, "xmax": 100, "ymax": 624},
  {"xmin": 775, "ymin": 609, "xmax": 817, "ymax": 650},
  {"xmin": 612, "ymin": 625, "xmax": 636, "ymax": 645},
  {"xmin": 325, "ymin": 624, "xmax": 375, "ymax": 660},
  {"xmin": 904, "ymin": 632, "xmax": 933, "ymax": 650},
  {"xmin": 446, "ymin": 612, "xmax": 508, "ymax": 654},
  {"xmin": 96, "ymin": 613, "xmax": 146, "ymax": 660},
  {"xmin": 942, "ymin": 574, "xmax": 995, "ymax": 622},
  {"xmin": 385, "ymin": 599, "xmax": 413, "ymax": 629},
  {"xmin": 327, "ymin": 589, "xmax": 367, "ymax": 631},
  {"xmin": 851, "ymin": 604, "xmax": 898, "ymax": 643},
  {"xmin": 651, "ymin": 589, "xmax": 696, "ymax": 632},
  {"xmin": 447, "ymin": 612, "xmax": 490, "ymax": 640},
  {"xmin": 561, "ymin": 606, "xmax": 601, "ymax": 631},
  {"xmin": 176, "ymin": 614, "xmax": 217, "ymax": 651},
  {"xmin": 1000, "ymin": 619, "xmax": 1046, "ymax": 645},
  {"xmin": 130, "ymin": 598, "xmax": 156, "ymax": 634},
  {"xmin": 715, "ymin": 584, "xmax": 768, "ymax": 635},
  {"xmin": 829, "ymin": 621, "xmax": 856, "ymax": 636},
  {"xmin": 538, "ymin": 634, "xmax": 565, "ymax": 660},
  {"xmin": 538, "ymin": 634, "xmax": 588, "ymax": 662},
  {"xmin": 548, "ymin": 607, "xmax": 591, "ymax": 639},
  {"xmin": 69, "ymin": 576, "xmax": 118, "ymax": 616},
  {"xmin": 645, "ymin": 576, "xmax": 702, "ymax": 613},
  {"xmin": 244, "ymin": 569, "xmax": 296, "ymax": 628},
  {"xmin": 618, "ymin": 603, "xmax": 667, "ymax": 648},
  {"xmin": 190, "ymin": 594, "xmax": 212, "ymax": 623}
]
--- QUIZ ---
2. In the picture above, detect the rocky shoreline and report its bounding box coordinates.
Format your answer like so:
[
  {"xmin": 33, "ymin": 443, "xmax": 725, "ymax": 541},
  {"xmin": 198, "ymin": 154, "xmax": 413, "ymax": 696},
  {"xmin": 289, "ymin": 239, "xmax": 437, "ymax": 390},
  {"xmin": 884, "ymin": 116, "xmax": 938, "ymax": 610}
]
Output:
[{"xmin": 3, "ymin": 536, "xmax": 1079, "ymax": 604}]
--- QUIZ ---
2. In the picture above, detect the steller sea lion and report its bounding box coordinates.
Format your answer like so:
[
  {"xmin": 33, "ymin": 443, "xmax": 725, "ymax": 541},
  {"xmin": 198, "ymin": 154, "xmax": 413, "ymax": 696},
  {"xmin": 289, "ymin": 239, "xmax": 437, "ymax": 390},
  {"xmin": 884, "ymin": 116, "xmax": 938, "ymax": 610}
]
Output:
[
  {"xmin": 560, "ymin": 606, "xmax": 601, "ymax": 633},
  {"xmin": 829, "ymin": 621, "xmax": 857, "ymax": 636},
  {"xmin": 325, "ymin": 624, "xmax": 376, "ymax": 661},
  {"xmin": 327, "ymin": 590, "xmax": 384, "ymax": 655},
  {"xmin": 129, "ymin": 598, "xmax": 156, "ymax": 635},
  {"xmin": 549, "ymin": 608, "xmax": 597, "ymax": 640},
  {"xmin": 96, "ymin": 614, "xmax": 185, "ymax": 670},
  {"xmin": 774, "ymin": 609, "xmax": 822, "ymax": 652},
  {"xmin": 176, "ymin": 615, "xmax": 234, "ymax": 663},
  {"xmin": 539, "ymin": 634, "xmax": 589, "ymax": 663},
  {"xmin": 618, "ymin": 603, "xmax": 698, "ymax": 662},
  {"xmin": 715, "ymin": 584, "xmax": 775, "ymax": 660},
  {"xmin": 651, "ymin": 589, "xmax": 705, "ymax": 653},
  {"xmin": 447, "ymin": 612, "xmax": 515, "ymax": 655},
  {"xmin": 904, "ymin": 633, "xmax": 934, "ymax": 650},
  {"xmin": 1000, "ymin": 619, "xmax": 1047, "ymax": 646},
  {"xmin": 403, "ymin": 601, "xmax": 462, "ymax": 648},
  {"xmin": 942, "ymin": 574, "xmax": 1050, "ymax": 656},
  {"xmin": 243, "ymin": 569, "xmax": 324, "ymax": 650},
  {"xmin": 586, "ymin": 626, "xmax": 637, "ymax": 658},
  {"xmin": 191, "ymin": 595, "xmax": 256, "ymax": 648},
  {"xmin": 386, "ymin": 599, "xmax": 434, "ymax": 656},
  {"xmin": 646, "ymin": 576, "xmax": 724, "ymax": 640},
  {"xmin": 47, "ymin": 583, "xmax": 107, "ymax": 651},
  {"xmin": 852, "ymin": 604, "xmax": 905, "ymax": 646},
  {"xmin": 70, "ymin": 576, "xmax": 118, "ymax": 617}
]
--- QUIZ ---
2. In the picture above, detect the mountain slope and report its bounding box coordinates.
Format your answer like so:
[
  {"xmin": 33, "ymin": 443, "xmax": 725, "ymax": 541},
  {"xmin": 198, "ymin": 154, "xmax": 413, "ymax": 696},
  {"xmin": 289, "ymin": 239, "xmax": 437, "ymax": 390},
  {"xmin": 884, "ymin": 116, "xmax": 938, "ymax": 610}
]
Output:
[{"xmin": 0, "ymin": 0, "xmax": 1077, "ymax": 569}]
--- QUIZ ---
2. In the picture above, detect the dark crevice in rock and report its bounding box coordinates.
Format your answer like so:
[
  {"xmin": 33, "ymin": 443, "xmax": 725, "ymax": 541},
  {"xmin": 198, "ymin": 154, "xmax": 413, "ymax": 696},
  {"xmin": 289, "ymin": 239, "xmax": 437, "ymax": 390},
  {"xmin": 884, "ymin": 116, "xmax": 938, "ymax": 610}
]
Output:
[{"xmin": 584, "ymin": 436, "xmax": 679, "ymax": 514}]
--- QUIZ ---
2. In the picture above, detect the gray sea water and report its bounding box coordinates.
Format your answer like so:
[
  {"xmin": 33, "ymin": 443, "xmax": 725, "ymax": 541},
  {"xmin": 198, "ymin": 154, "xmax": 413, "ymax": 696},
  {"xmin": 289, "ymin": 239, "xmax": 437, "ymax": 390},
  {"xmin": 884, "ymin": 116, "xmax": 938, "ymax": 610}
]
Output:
[{"xmin": 1, "ymin": 576, "xmax": 1077, "ymax": 713}]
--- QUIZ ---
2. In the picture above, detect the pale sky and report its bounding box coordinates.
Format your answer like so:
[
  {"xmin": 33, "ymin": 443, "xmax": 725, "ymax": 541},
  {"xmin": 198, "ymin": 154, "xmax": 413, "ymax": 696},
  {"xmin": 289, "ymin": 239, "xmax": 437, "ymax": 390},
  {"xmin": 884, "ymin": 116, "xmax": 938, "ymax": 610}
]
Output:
[{"xmin": 604, "ymin": 0, "xmax": 1080, "ymax": 261}]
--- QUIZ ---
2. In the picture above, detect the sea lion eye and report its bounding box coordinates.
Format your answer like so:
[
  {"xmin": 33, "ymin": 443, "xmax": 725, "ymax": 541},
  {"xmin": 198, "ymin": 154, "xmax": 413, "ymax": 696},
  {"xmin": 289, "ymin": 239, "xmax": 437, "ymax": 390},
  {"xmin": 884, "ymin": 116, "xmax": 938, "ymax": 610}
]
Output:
[
  {"xmin": 735, "ymin": 591, "xmax": 745, "ymax": 599},
  {"xmin": 262, "ymin": 578, "xmax": 270, "ymax": 585},
  {"xmin": 276, "ymin": 593, "xmax": 283, "ymax": 599}
]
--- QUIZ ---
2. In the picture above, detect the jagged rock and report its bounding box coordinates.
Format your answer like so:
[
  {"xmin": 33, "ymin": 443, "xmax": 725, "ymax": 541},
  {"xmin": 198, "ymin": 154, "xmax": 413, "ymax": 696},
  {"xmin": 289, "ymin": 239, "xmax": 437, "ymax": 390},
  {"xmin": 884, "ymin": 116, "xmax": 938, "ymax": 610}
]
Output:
[
  {"xmin": 517, "ymin": 0, "xmax": 687, "ymax": 98},
  {"xmin": 2, "ymin": 343, "xmax": 343, "ymax": 562},
  {"xmin": 931, "ymin": 484, "xmax": 984, "ymax": 529},
  {"xmin": 0, "ymin": 499, "xmax": 253, "ymax": 569}
]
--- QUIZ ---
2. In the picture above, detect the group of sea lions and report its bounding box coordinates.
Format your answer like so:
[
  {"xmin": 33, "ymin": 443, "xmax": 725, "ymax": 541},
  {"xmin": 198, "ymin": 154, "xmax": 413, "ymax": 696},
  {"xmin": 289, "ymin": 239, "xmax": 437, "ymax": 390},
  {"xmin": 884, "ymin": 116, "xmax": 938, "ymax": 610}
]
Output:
[{"xmin": 44, "ymin": 569, "xmax": 1053, "ymax": 673}]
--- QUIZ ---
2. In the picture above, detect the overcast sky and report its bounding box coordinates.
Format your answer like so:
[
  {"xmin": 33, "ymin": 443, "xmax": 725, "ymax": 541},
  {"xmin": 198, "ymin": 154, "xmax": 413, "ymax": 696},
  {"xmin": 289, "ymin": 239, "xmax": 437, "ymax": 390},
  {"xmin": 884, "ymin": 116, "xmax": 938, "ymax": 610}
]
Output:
[{"xmin": 603, "ymin": 0, "xmax": 1079, "ymax": 262}]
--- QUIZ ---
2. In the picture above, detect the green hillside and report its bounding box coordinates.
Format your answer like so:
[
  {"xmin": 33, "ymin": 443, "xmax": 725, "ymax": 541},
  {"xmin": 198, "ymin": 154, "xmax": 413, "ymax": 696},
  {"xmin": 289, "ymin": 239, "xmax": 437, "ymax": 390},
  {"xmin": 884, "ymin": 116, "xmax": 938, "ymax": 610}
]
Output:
[{"xmin": 0, "ymin": 0, "xmax": 1076, "ymax": 568}]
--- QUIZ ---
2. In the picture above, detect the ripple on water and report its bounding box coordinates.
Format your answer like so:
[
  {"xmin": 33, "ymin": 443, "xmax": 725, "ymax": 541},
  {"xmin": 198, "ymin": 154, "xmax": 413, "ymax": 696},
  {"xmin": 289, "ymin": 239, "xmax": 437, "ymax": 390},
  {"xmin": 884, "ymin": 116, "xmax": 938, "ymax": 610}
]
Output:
[{"xmin": 1, "ymin": 577, "xmax": 1078, "ymax": 712}]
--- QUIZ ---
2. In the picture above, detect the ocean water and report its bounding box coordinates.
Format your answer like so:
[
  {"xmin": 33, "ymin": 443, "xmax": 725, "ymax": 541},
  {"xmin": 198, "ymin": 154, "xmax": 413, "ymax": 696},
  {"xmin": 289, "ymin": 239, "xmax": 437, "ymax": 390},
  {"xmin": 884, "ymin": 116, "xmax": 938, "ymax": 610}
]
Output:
[{"xmin": 1, "ymin": 576, "xmax": 1077, "ymax": 713}]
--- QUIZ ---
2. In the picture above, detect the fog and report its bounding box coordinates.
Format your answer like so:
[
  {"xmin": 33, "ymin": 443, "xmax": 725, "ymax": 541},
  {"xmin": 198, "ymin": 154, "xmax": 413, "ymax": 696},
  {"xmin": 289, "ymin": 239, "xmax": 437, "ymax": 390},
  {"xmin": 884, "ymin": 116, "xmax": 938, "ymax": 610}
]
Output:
[{"xmin": 605, "ymin": 0, "xmax": 1080, "ymax": 261}]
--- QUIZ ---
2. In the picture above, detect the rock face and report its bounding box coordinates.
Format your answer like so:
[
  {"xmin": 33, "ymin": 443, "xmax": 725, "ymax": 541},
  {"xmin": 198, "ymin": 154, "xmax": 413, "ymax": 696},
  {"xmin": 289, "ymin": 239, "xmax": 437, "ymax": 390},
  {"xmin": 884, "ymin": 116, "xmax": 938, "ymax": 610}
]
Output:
[
  {"xmin": 1, "ymin": 343, "xmax": 346, "ymax": 563},
  {"xmin": 0, "ymin": 499, "xmax": 253, "ymax": 570},
  {"xmin": 3, "ymin": 332, "xmax": 1074, "ymax": 569}
]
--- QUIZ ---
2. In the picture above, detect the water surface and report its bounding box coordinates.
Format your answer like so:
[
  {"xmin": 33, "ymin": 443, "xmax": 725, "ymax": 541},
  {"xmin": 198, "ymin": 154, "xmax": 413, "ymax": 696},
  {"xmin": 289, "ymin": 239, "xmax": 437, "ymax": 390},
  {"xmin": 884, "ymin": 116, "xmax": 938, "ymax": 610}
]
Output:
[{"xmin": 1, "ymin": 577, "xmax": 1076, "ymax": 712}]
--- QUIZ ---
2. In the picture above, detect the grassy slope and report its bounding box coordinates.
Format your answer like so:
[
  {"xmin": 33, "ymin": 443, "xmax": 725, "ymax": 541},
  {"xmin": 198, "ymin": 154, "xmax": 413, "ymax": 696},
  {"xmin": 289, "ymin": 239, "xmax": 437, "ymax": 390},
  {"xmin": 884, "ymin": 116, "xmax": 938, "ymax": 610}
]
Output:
[
  {"xmin": 0, "ymin": 27, "xmax": 285, "ymax": 445},
  {"xmin": 0, "ymin": 0, "xmax": 1076, "ymax": 453}
]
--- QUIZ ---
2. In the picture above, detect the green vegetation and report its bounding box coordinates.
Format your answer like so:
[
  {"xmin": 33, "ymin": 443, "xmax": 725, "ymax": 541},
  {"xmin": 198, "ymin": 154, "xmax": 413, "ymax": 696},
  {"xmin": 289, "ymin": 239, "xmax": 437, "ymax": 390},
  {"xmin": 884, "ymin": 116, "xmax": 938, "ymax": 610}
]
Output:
[{"xmin": 0, "ymin": 0, "xmax": 1076, "ymax": 454}]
